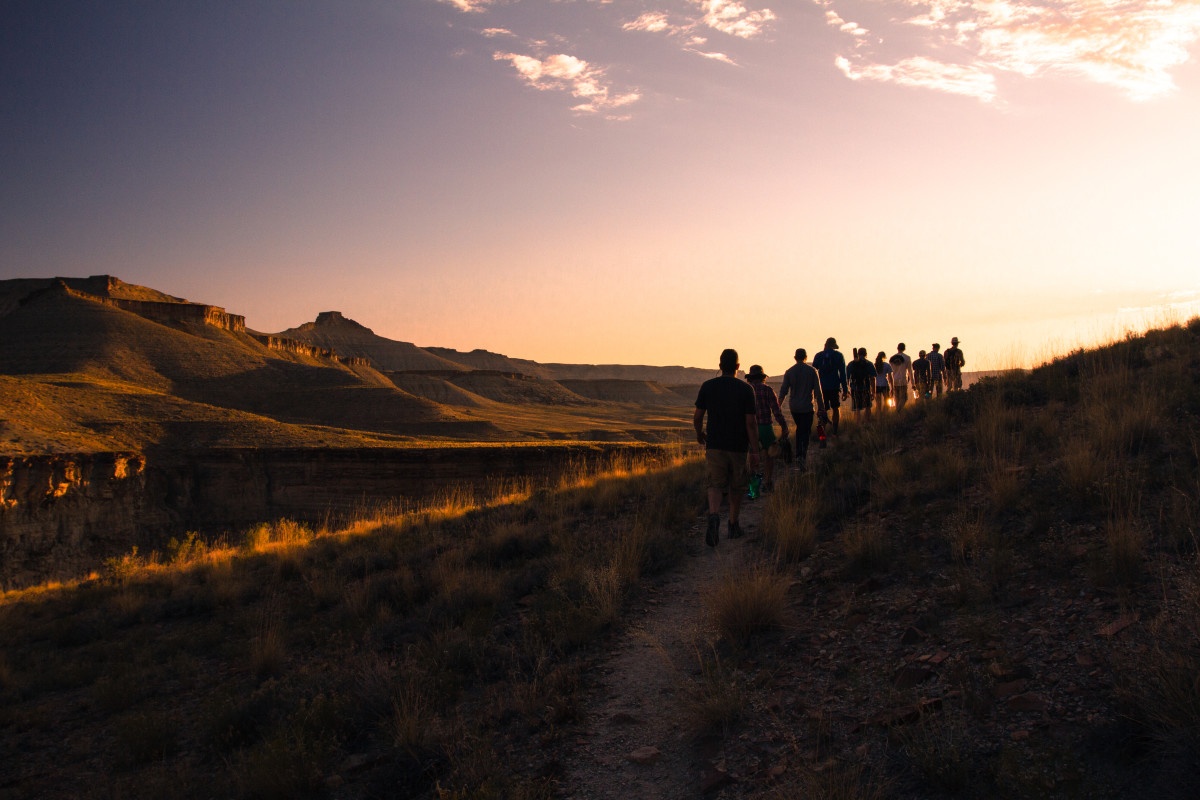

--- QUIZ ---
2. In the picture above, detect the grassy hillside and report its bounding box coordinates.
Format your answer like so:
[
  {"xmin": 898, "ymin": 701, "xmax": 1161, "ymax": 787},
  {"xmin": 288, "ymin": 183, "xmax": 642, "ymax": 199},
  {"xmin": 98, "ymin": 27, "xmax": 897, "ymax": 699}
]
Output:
[
  {"xmin": 0, "ymin": 449, "xmax": 702, "ymax": 799},
  {"xmin": 3, "ymin": 319, "xmax": 1198, "ymax": 798}
]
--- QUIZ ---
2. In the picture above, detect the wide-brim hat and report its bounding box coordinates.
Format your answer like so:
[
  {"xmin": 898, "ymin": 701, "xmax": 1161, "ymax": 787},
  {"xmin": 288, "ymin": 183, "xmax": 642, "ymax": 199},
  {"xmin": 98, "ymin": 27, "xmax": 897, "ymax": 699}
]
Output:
[
  {"xmin": 825, "ymin": 337, "xmax": 839, "ymax": 349},
  {"xmin": 951, "ymin": 337, "xmax": 960, "ymax": 345},
  {"xmin": 746, "ymin": 364, "xmax": 767, "ymax": 380}
]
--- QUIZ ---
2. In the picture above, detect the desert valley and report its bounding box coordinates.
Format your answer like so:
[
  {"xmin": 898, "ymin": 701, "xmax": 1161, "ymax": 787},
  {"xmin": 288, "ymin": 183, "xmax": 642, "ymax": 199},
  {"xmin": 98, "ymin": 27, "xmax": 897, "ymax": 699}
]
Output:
[{"xmin": 0, "ymin": 275, "xmax": 710, "ymax": 588}]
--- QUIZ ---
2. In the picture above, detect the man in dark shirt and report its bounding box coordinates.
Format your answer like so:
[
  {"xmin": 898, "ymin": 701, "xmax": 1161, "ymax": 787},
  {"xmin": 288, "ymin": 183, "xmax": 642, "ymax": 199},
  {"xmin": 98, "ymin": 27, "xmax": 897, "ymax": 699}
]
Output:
[
  {"xmin": 812, "ymin": 337, "xmax": 848, "ymax": 436},
  {"xmin": 694, "ymin": 349, "xmax": 760, "ymax": 546},
  {"xmin": 913, "ymin": 350, "xmax": 932, "ymax": 399}
]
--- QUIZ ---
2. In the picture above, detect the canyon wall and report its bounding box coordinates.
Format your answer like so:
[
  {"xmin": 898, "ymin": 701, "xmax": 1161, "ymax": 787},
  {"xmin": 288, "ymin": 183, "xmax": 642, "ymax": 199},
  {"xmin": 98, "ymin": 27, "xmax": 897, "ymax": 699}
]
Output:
[{"xmin": 0, "ymin": 443, "xmax": 663, "ymax": 589}]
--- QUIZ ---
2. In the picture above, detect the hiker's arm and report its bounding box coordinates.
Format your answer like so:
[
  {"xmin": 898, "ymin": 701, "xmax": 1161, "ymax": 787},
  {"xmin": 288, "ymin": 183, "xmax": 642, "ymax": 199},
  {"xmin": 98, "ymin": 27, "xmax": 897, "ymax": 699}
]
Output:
[{"xmin": 693, "ymin": 408, "xmax": 706, "ymax": 445}]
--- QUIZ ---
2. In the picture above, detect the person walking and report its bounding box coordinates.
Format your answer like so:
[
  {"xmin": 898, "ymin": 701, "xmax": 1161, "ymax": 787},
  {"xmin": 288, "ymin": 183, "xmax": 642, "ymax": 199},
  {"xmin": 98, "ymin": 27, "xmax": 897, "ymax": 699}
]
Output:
[
  {"xmin": 945, "ymin": 336, "xmax": 965, "ymax": 391},
  {"xmin": 846, "ymin": 347, "xmax": 877, "ymax": 419},
  {"xmin": 694, "ymin": 349, "xmax": 760, "ymax": 546},
  {"xmin": 745, "ymin": 364, "xmax": 787, "ymax": 493},
  {"xmin": 889, "ymin": 343, "xmax": 913, "ymax": 411},
  {"xmin": 812, "ymin": 337, "xmax": 848, "ymax": 437},
  {"xmin": 778, "ymin": 348, "xmax": 826, "ymax": 470},
  {"xmin": 913, "ymin": 349, "xmax": 932, "ymax": 400},
  {"xmin": 873, "ymin": 351, "xmax": 893, "ymax": 414},
  {"xmin": 928, "ymin": 343, "xmax": 946, "ymax": 398}
]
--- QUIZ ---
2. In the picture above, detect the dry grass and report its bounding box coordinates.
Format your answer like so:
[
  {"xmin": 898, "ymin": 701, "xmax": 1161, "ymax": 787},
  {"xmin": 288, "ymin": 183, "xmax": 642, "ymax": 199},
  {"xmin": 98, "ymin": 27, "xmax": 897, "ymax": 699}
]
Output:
[
  {"xmin": 707, "ymin": 565, "xmax": 790, "ymax": 647},
  {"xmin": 762, "ymin": 488, "xmax": 819, "ymax": 563},
  {"xmin": 842, "ymin": 519, "xmax": 891, "ymax": 573}
]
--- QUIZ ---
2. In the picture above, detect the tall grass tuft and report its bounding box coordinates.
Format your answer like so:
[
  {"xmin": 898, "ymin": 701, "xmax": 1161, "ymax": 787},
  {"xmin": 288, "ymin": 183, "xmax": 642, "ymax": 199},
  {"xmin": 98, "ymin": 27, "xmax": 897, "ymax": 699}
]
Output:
[
  {"xmin": 762, "ymin": 489, "xmax": 818, "ymax": 563},
  {"xmin": 708, "ymin": 565, "xmax": 789, "ymax": 647},
  {"xmin": 683, "ymin": 645, "xmax": 746, "ymax": 737},
  {"xmin": 843, "ymin": 519, "xmax": 891, "ymax": 573}
]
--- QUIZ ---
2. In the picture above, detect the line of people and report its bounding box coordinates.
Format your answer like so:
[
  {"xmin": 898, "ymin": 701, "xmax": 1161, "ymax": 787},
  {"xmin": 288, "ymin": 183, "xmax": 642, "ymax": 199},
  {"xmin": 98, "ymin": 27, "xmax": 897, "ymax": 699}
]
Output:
[{"xmin": 693, "ymin": 339, "xmax": 965, "ymax": 547}]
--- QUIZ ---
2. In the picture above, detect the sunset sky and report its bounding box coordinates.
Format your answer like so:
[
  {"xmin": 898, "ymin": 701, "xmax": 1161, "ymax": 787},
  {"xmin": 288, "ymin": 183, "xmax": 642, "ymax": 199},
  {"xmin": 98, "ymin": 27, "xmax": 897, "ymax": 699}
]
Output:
[{"xmin": 4, "ymin": 0, "xmax": 1199, "ymax": 375}]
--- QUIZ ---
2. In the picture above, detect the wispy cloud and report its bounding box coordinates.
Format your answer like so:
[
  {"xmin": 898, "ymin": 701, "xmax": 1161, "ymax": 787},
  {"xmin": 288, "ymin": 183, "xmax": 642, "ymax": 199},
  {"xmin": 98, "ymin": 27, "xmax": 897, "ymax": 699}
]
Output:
[
  {"xmin": 836, "ymin": 54, "xmax": 998, "ymax": 101},
  {"xmin": 623, "ymin": 12, "xmax": 677, "ymax": 34},
  {"xmin": 696, "ymin": 0, "xmax": 777, "ymax": 39},
  {"xmin": 621, "ymin": 0, "xmax": 776, "ymax": 64},
  {"xmin": 493, "ymin": 52, "xmax": 641, "ymax": 115},
  {"xmin": 691, "ymin": 49, "xmax": 740, "ymax": 64},
  {"xmin": 820, "ymin": 0, "xmax": 1200, "ymax": 102},
  {"xmin": 439, "ymin": 0, "xmax": 493, "ymax": 12}
]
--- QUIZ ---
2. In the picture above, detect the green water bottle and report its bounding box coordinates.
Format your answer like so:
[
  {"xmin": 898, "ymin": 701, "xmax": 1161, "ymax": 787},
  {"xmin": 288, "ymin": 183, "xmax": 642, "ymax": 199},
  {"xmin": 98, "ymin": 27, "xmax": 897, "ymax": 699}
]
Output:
[{"xmin": 748, "ymin": 472, "xmax": 763, "ymax": 499}]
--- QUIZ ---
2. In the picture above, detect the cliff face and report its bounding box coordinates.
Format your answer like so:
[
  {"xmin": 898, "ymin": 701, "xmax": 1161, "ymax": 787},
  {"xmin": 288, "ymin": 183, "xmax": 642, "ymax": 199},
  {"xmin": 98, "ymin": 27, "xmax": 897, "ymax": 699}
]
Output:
[
  {"xmin": 0, "ymin": 443, "xmax": 661, "ymax": 589},
  {"xmin": 0, "ymin": 453, "xmax": 172, "ymax": 588}
]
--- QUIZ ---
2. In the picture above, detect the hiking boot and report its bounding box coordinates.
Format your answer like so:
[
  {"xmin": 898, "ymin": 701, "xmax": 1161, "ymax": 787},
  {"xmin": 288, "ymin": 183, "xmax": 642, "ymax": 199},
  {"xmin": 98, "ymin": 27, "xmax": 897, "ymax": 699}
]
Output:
[
  {"xmin": 728, "ymin": 520, "xmax": 744, "ymax": 539},
  {"xmin": 706, "ymin": 513, "xmax": 720, "ymax": 547}
]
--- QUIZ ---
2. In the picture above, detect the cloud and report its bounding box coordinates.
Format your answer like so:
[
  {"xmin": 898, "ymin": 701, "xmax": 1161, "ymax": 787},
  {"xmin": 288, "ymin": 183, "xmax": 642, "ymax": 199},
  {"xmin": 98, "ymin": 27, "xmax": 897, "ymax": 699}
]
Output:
[
  {"xmin": 821, "ymin": 0, "xmax": 1200, "ymax": 101},
  {"xmin": 440, "ymin": 0, "xmax": 493, "ymax": 12},
  {"xmin": 623, "ymin": 12, "xmax": 677, "ymax": 34},
  {"xmin": 493, "ymin": 51, "xmax": 641, "ymax": 114},
  {"xmin": 690, "ymin": 49, "xmax": 740, "ymax": 64},
  {"xmin": 836, "ymin": 54, "xmax": 998, "ymax": 101},
  {"xmin": 481, "ymin": 27, "xmax": 515, "ymax": 38},
  {"xmin": 621, "ymin": 2, "xmax": 775, "ymax": 65},
  {"xmin": 695, "ymin": 0, "xmax": 777, "ymax": 38}
]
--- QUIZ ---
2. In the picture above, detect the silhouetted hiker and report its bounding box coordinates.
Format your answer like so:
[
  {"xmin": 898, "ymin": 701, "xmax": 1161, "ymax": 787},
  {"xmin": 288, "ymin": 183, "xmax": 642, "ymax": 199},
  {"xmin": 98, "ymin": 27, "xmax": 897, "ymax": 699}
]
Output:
[
  {"xmin": 812, "ymin": 337, "xmax": 848, "ymax": 437},
  {"xmin": 913, "ymin": 349, "xmax": 932, "ymax": 399},
  {"xmin": 945, "ymin": 336, "xmax": 965, "ymax": 391},
  {"xmin": 694, "ymin": 349, "xmax": 760, "ymax": 546},
  {"xmin": 778, "ymin": 348, "xmax": 826, "ymax": 470},
  {"xmin": 873, "ymin": 351, "xmax": 893, "ymax": 414},
  {"xmin": 847, "ymin": 347, "xmax": 877, "ymax": 418},
  {"xmin": 889, "ymin": 343, "xmax": 913, "ymax": 411},
  {"xmin": 928, "ymin": 343, "xmax": 946, "ymax": 398},
  {"xmin": 745, "ymin": 364, "xmax": 787, "ymax": 493}
]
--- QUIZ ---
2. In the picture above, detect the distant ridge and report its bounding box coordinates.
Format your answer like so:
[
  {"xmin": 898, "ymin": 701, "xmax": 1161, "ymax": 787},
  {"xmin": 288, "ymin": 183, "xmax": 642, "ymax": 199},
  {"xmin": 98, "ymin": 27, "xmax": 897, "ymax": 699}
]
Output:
[{"xmin": 275, "ymin": 311, "xmax": 470, "ymax": 372}]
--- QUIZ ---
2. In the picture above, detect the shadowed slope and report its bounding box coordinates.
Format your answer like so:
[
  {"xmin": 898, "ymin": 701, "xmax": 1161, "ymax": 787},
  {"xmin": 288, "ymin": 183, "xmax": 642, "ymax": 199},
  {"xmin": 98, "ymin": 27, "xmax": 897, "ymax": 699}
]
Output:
[{"xmin": 558, "ymin": 378, "xmax": 692, "ymax": 405}]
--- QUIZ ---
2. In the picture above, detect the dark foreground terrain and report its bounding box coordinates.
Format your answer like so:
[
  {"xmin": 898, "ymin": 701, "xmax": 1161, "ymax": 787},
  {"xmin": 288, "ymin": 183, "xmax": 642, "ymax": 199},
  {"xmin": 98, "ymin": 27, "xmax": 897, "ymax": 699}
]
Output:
[{"xmin": 3, "ymin": 319, "xmax": 1200, "ymax": 799}]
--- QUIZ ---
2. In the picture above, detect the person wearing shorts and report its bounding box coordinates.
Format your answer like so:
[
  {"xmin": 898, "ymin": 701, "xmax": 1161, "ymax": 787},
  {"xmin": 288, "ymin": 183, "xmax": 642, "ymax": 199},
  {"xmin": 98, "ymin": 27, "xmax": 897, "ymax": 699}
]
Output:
[
  {"xmin": 694, "ymin": 349, "xmax": 760, "ymax": 546},
  {"xmin": 873, "ymin": 351, "xmax": 893, "ymax": 414},
  {"xmin": 745, "ymin": 364, "xmax": 788, "ymax": 493},
  {"xmin": 847, "ymin": 347, "xmax": 877, "ymax": 417}
]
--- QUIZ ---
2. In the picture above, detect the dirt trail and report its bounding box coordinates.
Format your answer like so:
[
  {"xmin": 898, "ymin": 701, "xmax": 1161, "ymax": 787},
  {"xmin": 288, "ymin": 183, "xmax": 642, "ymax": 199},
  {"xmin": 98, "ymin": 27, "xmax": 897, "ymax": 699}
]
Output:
[{"xmin": 557, "ymin": 484, "xmax": 773, "ymax": 799}]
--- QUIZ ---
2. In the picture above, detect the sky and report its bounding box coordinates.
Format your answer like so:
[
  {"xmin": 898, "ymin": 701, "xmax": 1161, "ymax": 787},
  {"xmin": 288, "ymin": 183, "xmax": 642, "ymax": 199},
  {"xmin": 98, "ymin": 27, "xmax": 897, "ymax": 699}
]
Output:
[{"xmin": 3, "ymin": 0, "xmax": 1200, "ymax": 375}]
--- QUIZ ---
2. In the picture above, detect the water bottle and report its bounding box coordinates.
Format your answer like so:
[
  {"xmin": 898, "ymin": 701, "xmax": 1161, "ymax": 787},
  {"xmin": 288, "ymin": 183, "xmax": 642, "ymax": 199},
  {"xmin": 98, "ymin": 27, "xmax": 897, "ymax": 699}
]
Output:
[{"xmin": 748, "ymin": 471, "xmax": 763, "ymax": 499}]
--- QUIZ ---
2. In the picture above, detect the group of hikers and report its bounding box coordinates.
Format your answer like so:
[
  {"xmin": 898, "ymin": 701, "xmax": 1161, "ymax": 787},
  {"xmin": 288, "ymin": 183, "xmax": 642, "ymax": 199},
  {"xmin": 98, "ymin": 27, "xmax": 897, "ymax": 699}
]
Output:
[{"xmin": 692, "ymin": 338, "xmax": 965, "ymax": 546}]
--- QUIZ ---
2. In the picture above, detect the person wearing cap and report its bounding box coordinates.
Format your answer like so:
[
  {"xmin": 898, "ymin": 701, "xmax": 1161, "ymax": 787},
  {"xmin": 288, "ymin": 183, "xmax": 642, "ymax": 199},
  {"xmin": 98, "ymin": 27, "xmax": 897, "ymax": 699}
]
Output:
[
  {"xmin": 846, "ymin": 347, "xmax": 877, "ymax": 417},
  {"xmin": 745, "ymin": 364, "xmax": 788, "ymax": 493},
  {"xmin": 913, "ymin": 350, "xmax": 932, "ymax": 400},
  {"xmin": 694, "ymin": 349, "xmax": 760, "ymax": 546},
  {"xmin": 927, "ymin": 343, "xmax": 946, "ymax": 398},
  {"xmin": 812, "ymin": 337, "xmax": 848, "ymax": 436},
  {"xmin": 945, "ymin": 337, "xmax": 965, "ymax": 391},
  {"xmin": 888, "ymin": 343, "xmax": 913, "ymax": 410},
  {"xmin": 778, "ymin": 348, "xmax": 826, "ymax": 470}
]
